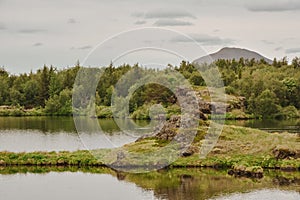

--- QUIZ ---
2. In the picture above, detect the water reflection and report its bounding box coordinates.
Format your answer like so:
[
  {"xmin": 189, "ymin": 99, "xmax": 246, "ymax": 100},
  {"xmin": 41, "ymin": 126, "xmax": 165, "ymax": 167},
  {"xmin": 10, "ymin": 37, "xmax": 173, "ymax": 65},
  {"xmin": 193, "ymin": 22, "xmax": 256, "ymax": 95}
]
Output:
[
  {"xmin": 0, "ymin": 117, "xmax": 150, "ymax": 133},
  {"xmin": 0, "ymin": 117, "xmax": 299, "ymax": 152},
  {"xmin": 0, "ymin": 117, "xmax": 151, "ymax": 152},
  {"xmin": 0, "ymin": 172, "xmax": 154, "ymax": 200},
  {"xmin": 0, "ymin": 129, "xmax": 84, "ymax": 152},
  {"xmin": 226, "ymin": 119, "xmax": 300, "ymax": 133},
  {"xmin": 211, "ymin": 189, "xmax": 300, "ymax": 200},
  {"xmin": 0, "ymin": 166, "xmax": 299, "ymax": 200}
]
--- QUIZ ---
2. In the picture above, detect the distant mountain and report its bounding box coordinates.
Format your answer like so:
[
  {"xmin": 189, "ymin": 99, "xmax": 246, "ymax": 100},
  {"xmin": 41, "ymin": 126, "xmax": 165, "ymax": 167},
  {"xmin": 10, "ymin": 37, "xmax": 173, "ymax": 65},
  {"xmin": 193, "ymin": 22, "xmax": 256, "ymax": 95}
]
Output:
[{"xmin": 194, "ymin": 47, "xmax": 272, "ymax": 64}]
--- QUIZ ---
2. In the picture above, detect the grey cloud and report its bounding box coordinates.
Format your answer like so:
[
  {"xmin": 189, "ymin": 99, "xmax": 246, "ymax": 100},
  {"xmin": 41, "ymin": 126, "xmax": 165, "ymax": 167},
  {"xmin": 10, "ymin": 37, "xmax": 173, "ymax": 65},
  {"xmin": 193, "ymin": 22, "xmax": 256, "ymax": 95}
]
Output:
[
  {"xmin": 134, "ymin": 20, "xmax": 147, "ymax": 25},
  {"xmin": 18, "ymin": 29, "xmax": 46, "ymax": 34},
  {"xmin": 68, "ymin": 18, "xmax": 77, "ymax": 24},
  {"xmin": 33, "ymin": 42, "xmax": 43, "ymax": 47},
  {"xmin": 78, "ymin": 45, "xmax": 92, "ymax": 50},
  {"xmin": 131, "ymin": 12, "xmax": 144, "ymax": 18},
  {"xmin": 143, "ymin": 40, "xmax": 153, "ymax": 44},
  {"xmin": 171, "ymin": 34, "xmax": 235, "ymax": 46},
  {"xmin": 275, "ymin": 47, "xmax": 283, "ymax": 51},
  {"xmin": 0, "ymin": 24, "xmax": 6, "ymax": 30},
  {"xmin": 154, "ymin": 19, "xmax": 193, "ymax": 26},
  {"xmin": 132, "ymin": 10, "xmax": 196, "ymax": 19},
  {"xmin": 286, "ymin": 48, "xmax": 300, "ymax": 54},
  {"xmin": 145, "ymin": 10, "xmax": 196, "ymax": 19},
  {"xmin": 246, "ymin": 1, "xmax": 300, "ymax": 12},
  {"xmin": 261, "ymin": 40, "xmax": 274, "ymax": 45}
]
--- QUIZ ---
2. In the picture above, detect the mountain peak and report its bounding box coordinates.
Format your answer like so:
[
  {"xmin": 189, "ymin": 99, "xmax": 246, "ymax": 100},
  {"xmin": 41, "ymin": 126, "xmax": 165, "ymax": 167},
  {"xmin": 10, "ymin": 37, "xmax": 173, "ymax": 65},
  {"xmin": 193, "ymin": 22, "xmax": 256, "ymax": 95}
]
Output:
[{"xmin": 194, "ymin": 47, "xmax": 272, "ymax": 64}]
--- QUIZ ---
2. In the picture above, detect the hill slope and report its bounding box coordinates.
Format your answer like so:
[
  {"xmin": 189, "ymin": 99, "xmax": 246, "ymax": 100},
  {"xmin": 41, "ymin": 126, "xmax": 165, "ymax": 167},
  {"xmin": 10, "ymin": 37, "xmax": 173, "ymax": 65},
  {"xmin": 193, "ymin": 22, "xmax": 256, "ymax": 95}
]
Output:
[{"xmin": 194, "ymin": 47, "xmax": 272, "ymax": 64}]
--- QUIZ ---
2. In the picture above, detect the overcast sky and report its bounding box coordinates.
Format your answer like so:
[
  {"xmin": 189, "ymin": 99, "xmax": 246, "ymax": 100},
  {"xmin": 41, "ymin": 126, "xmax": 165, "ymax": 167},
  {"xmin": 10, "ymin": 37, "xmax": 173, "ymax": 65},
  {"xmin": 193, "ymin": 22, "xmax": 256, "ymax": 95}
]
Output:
[{"xmin": 1, "ymin": 0, "xmax": 300, "ymax": 74}]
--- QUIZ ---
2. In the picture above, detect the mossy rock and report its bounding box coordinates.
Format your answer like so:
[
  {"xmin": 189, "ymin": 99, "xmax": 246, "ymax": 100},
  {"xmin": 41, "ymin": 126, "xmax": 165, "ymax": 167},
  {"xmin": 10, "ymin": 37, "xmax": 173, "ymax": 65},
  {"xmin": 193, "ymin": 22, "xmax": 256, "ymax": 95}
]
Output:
[{"xmin": 272, "ymin": 145, "xmax": 299, "ymax": 159}]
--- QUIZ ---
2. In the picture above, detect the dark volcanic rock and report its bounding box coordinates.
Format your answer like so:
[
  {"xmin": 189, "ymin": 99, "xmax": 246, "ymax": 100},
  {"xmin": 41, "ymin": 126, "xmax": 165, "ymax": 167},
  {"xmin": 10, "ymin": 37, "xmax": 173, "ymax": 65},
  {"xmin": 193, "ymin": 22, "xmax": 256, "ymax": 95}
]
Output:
[
  {"xmin": 228, "ymin": 165, "xmax": 264, "ymax": 179},
  {"xmin": 137, "ymin": 115, "xmax": 201, "ymax": 157},
  {"xmin": 272, "ymin": 145, "xmax": 300, "ymax": 160},
  {"xmin": 181, "ymin": 145, "xmax": 199, "ymax": 157},
  {"xmin": 154, "ymin": 115, "xmax": 181, "ymax": 141},
  {"xmin": 273, "ymin": 176, "xmax": 300, "ymax": 186}
]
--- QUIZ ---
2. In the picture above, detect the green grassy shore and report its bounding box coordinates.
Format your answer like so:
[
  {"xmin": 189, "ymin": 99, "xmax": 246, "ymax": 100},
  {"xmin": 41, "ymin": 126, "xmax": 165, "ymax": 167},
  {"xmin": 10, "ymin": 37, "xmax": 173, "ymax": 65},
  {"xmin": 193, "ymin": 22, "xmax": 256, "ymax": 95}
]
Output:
[{"xmin": 0, "ymin": 125, "xmax": 299, "ymax": 175}]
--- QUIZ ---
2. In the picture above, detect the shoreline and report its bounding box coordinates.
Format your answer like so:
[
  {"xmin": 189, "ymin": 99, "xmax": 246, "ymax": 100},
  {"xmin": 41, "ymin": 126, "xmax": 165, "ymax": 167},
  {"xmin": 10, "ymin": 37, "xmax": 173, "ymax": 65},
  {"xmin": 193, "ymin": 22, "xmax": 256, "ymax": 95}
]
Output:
[
  {"xmin": 0, "ymin": 124, "xmax": 299, "ymax": 178},
  {"xmin": 1, "ymin": 106, "xmax": 298, "ymax": 120},
  {"xmin": 0, "ymin": 151, "xmax": 298, "ymax": 179},
  {"xmin": 0, "ymin": 125, "xmax": 299, "ymax": 174},
  {"xmin": 0, "ymin": 156, "xmax": 299, "ymax": 171}
]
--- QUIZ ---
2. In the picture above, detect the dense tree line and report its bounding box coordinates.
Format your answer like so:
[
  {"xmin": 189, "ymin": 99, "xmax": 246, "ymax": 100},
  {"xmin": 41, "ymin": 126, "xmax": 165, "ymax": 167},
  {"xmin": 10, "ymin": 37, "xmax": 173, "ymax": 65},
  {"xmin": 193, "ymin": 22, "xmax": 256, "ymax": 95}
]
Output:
[
  {"xmin": 0, "ymin": 57, "xmax": 299, "ymax": 118},
  {"xmin": 216, "ymin": 57, "xmax": 300, "ymax": 118},
  {"xmin": 0, "ymin": 64, "xmax": 79, "ymax": 115}
]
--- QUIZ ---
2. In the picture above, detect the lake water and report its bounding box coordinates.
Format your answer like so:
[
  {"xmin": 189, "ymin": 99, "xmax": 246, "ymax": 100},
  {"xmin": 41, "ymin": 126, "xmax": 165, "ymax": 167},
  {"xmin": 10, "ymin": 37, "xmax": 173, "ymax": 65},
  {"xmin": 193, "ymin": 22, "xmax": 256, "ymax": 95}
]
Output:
[
  {"xmin": 0, "ymin": 172, "xmax": 154, "ymax": 200},
  {"xmin": 226, "ymin": 119, "xmax": 300, "ymax": 133},
  {"xmin": 0, "ymin": 167, "xmax": 299, "ymax": 200},
  {"xmin": 0, "ymin": 116, "xmax": 299, "ymax": 152},
  {"xmin": 0, "ymin": 117, "xmax": 299, "ymax": 200},
  {"xmin": 0, "ymin": 117, "xmax": 151, "ymax": 152}
]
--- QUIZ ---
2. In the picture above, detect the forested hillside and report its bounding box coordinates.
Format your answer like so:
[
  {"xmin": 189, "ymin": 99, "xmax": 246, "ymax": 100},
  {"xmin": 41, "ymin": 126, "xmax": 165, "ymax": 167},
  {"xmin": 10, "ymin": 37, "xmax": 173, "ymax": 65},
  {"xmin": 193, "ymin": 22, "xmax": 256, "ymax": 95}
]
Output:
[{"xmin": 0, "ymin": 57, "xmax": 299, "ymax": 119}]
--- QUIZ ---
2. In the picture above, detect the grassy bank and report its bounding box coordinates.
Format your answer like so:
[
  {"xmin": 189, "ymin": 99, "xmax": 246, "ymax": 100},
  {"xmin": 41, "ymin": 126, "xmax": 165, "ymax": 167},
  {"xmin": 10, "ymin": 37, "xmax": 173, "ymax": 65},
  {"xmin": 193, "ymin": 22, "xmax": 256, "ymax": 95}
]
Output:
[
  {"xmin": 0, "ymin": 150, "xmax": 105, "ymax": 166},
  {"xmin": 172, "ymin": 126, "xmax": 300, "ymax": 170},
  {"xmin": 0, "ymin": 104, "xmax": 266, "ymax": 120},
  {"xmin": 0, "ymin": 125, "xmax": 299, "ymax": 174}
]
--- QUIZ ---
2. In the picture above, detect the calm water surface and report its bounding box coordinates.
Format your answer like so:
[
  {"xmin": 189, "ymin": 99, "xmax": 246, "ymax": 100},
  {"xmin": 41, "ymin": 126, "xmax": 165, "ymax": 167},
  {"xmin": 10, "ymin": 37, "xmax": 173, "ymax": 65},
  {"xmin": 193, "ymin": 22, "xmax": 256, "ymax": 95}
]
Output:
[
  {"xmin": 0, "ymin": 172, "xmax": 154, "ymax": 200},
  {"xmin": 211, "ymin": 189, "xmax": 300, "ymax": 200},
  {"xmin": 0, "ymin": 117, "xmax": 298, "ymax": 152},
  {"xmin": 0, "ymin": 117, "xmax": 150, "ymax": 152},
  {"xmin": 0, "ymin": 117, "xmax": 299, "ymax": 200},
  {"xmin": 0, "ymin": 168, "xmax": 299, "ymax": 200},
  {"xmin": 227, "ymin": 119, "xmax": 300, "ymax": 133}
]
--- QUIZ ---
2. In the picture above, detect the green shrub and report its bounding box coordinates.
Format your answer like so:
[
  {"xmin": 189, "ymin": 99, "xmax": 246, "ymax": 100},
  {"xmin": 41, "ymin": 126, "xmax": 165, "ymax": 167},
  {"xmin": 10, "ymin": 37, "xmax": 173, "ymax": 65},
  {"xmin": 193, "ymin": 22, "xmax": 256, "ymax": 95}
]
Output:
[
  {"xmin": 276, "ymin": 106, "xmax": 299, "ymax": 119},
  {"xmin": 225, "ymin": 86, "xmax": 236, "ymax": 95},
  {"xmin": 96, "ymin": 106, "xmax": 113, "ymax": 118},
  {"xmin": 9, "ymin": 108, "xmax": 25, "ymax": 116},
  {"xmin": 131, "ymin": 104, "xmax": 150, "ymax": 120},
  {"xmin": 44, "ymin": 89, "xmax": 72, "ymax": 116}
]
